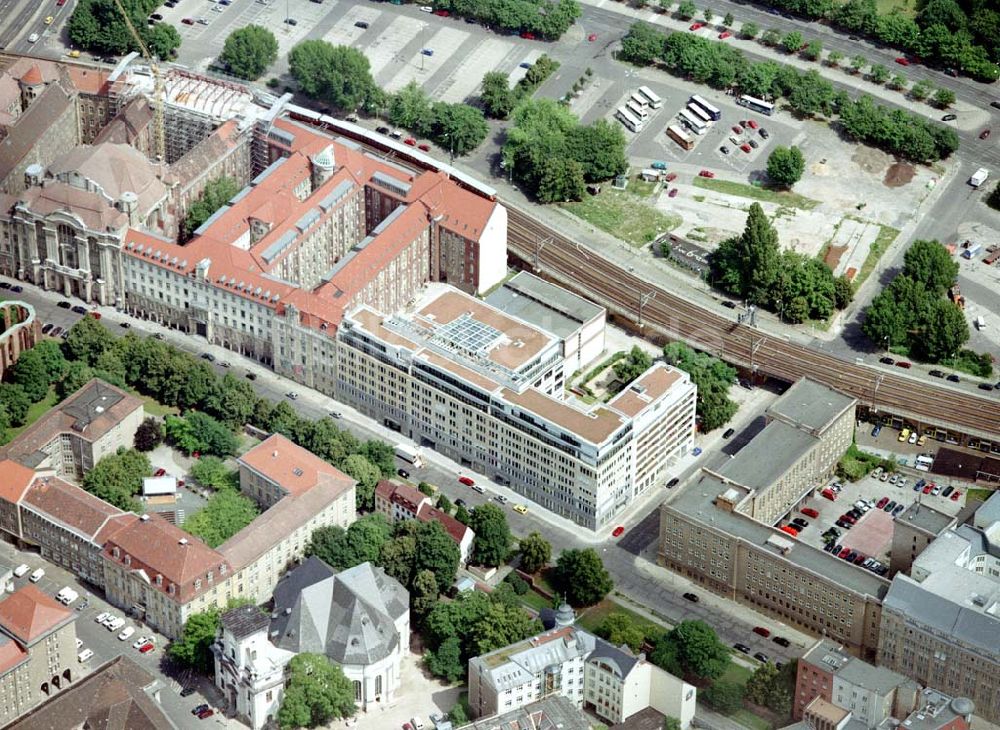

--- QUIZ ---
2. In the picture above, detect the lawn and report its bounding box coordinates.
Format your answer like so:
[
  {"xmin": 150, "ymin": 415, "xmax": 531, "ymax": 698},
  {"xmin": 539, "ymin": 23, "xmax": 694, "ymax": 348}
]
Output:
[
  {"xmin": 519, "ymin": 589, "xmax": 554, "ymax": 614},
  {"xmin": 853, "ymin": 223, "xmax": 899, "ymax": 288},
  {"xmin": 967, "ymin": 488, "xmax": 995, "ymax": 504},
  {"xmin": 137, "ymin": 393, "xmax": 179, "ymax": 419},
  {"xmin": 562, "ymin": 188, "xmax": 681, "ymax": 247},
  {"xmin": 691, "ymin": 177, "xmax": 820, "ymax": 210},
  {"xmin": 873, "ymin": 0, "xmax": 916, "ymax": 17},
  {"xmin": 576, "ymin": 599, "xmax": 668, "ymax": 639},
  {"xmin": 2, "ymin": 387, "xmax": 59, "ymax": 443},
  {"xmin": 732, "ymin": 709, "xmax": 774, "ymax": 730}
]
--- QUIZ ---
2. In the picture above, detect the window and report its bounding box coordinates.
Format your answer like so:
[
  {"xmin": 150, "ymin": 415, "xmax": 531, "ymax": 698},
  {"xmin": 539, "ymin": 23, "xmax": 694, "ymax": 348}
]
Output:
[{"xmin": 353, "ymin": 681, "xmax": 362, "ymax": 701}]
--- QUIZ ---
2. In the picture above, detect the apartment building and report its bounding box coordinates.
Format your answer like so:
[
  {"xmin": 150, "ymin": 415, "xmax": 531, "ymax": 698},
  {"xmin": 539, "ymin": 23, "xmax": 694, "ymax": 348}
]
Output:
[
  {"xmin": 222, "ymin": 434, "xmax": 357, "ymax": 604},
  {"xmin": 794, "ymin": 640, "xmax": 920, "ymax": 723},
  {"xmin": 337, "ymin": 286, "xmax": 697, "ymax": 530},
  {"xmin": 468, "ymin": 626, "xmax": 696, "ymax": 727},
  {"xmin": 0, "ymin": 379, "xmax": 144, "ymax": 481},
  {"xmin": 0, "ymin": 585, "xmax": 78, "ymax": 726},
  {"xmin": 374, "ymin": 480, "xmax": 475, "ymax": 563},
  {"xmin": 877, "ymin": 516, "xmax": 1000, "ymax": 722}
]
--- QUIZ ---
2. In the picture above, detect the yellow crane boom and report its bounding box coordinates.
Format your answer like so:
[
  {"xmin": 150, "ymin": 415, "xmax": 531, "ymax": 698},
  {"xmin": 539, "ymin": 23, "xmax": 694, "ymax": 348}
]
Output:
[{"xmin": 111, "ymin": 0, "xmax": 166, "ymax": 162}]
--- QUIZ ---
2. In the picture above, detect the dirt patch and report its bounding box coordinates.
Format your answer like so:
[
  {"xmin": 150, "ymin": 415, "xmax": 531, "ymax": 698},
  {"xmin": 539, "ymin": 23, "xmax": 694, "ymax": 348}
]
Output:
[
  {"xmin": 850, "ymin": 145, "xmax": 892, "ymax": 175},
  {"xmin": 884, "ymin": 161, "xmax": 916, "ymax": 188},
  {"xmin": 824, "ymin": 244, "xmax": 847, "ymax": 270}
]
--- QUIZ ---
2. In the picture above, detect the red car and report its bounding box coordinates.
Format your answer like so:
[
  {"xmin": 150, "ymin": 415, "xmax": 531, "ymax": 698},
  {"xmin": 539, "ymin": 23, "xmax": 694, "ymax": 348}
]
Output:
[
  {"xmin": 801, "ymin": 507, "xmax": 819, "ymax": 519},
  {"xmin": 876, "ymin": 496, "xmax": 889, "ymax": 509},
  {"xmin": 459, "ymin": 476, "xmax": 475, "ymax": 487},
  {"xmin": 753, "ymin": 626, "xmax": 771, "ymax": 637},
  {"xmin": 404, "ymin": 138, "xmax": 416, "ymax": 146},
  {"xmin": 181, "ymin": 17, "xmax": 194, "ymax": 25},
  {"xmin": 779, "ymin": 525, "xmax": 798, "ymax": 537},
  {"xmin": 747, "ymin": 119, "xmax": 759, "ymax": 130},
  {"xmin": 433, "ymin": 9, "xmax": 450, "ymax": 16},
  {"xmin": 668, "ymin": 188, "xmax": 679, "ymax": 198},
  {"xmin": 821, "ymin": 489, "xmax": 836, "ymax": 501},
  {"xmin": 840, "ymin": 513, "xmax": 856, "ymax": 524},
  {"xmin": 89, "ymin": 311, "xmax": 101, "ymax": 320},
  {"xmin": 718, "ymin": 31, "xmax": 732, "ymax": 39},
  {"xmin": 689, "ymin": 22, "xmax": 704, "ymax": 31},
  {"xmin": 731, "ymin": 125, "xmax": 742, "ymax": 134},
  {"xmin": 612, "ymin": 526, "xmax": 625, "ymax": 537},
  {"xmin": 740, "ymin": 144, "xmax": 751, "ymax": 153},
  {"xmin": 923, "ymin": 483, "xmax": 934, "ymax": 494},
  {"xmin": 417, "ymin": 143, "xmax": 430, "ymax": 151},
  {"xmin": 664, "ymin": 172, "xmax": 677, "ymax": 182},
  {"xmin": 154, "ymin": 468, "xmax": 167, "ymax": 477},
  {"xmin": 588, "ymin": 33, "xmax": 597, "ymax": 41},
  {"xmin": 698, "ymin": 170, "xmax": 715, "ymax": 178},
  {"xmin": 197, "ymin": 708, "xmax": 214, "ymax": 720},
  {"xmin": 520, "ymin": 31, "xmax": 535, "ymax": 40},
  {"xmin": 838, "ymin": 547, "xmax": 851, "ymax": 559},
  {"xmin": 894, "ymin": 57, "xmax": 910, "ymax": 66},
  {"xmin": 951, "ymin": 490, "xmax": 962, "ymax": 501},
  {"xmin": 895, "ymin": 361, "xmax": 912, "ymax": 369},
  {"xmin": 57, "ymin": 0, "xmax": 66, "ymax": 4},
  {"xmin": 139, "ymin": 642, "xmax": 155, "ymax": 654}
]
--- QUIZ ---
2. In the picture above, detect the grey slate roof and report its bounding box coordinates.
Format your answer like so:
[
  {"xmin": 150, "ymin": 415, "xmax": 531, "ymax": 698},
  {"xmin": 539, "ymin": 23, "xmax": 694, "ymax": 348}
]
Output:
[
  {"xmin": 717, "ymin": 420, "xmax": 818, "ymax": 491},
  {"xmin": 460, "ymin": 695, "xmax": 591, "ymax": 730},
  {"xmin": 271, "ymin": 561, "xmax": 408, "ymax": 666},
  {"xmin": 766, "ymin": 378, "xmax": 856, "ymax": 434},
  {"xmin": 221, "ymin": 604, "xmax": 269, "ymax": 640}
]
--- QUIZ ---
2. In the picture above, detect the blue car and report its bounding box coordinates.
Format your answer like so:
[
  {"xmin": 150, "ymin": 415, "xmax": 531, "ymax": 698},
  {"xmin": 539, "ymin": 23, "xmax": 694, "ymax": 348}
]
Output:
[
  {"xmin": 871, "ymin": 424, "xmax": 882, "ymax": 437},
  {"xmin": 692, "ymin": 447, "xmax": 703, "ymax": 456}
]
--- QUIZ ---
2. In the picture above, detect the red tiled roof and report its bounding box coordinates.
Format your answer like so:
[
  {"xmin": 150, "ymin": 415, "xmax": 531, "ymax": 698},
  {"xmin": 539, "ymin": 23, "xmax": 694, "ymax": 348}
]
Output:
[
  {"xmin": 238, "ymin": 434, "xmax": 354, "ymax": 498},
  {"xmin": 101, "ymin": 513, "xmax": 230, "ymax": 604},
  {"xmin": 20, "ymin": 64, "xmax": 43, "ymax": 86},
  {"xmin": 0, "ymin": 460, "xmax": 35, "ymax": 505},
  {"xmin": 0, "ymin": 585, "xmax": 73, "ymax": 645},
  {"xmin": 22, "ymin": 475, "xmax": 126, "ymax": 542},
  {"xmin": 417, "ymin": 503, "xmax": 471, "ymax": 546},
  {"xmin": 374, "ymin": 480, "xmax": 428, "ymax": 515}
]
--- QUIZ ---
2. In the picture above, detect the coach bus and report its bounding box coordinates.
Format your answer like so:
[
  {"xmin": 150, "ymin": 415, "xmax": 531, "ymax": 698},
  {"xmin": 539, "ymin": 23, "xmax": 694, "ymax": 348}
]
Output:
[
  {"xmin": 627, "ymin": 100, "xmax": 650, "ymax": 120},
  {"xmin": 688, "ymin": 103, "xmax": 712, "ymax": 125},
  {"xmin": 689, "ymin": 94, "xmax": 721, "ymax": 120},
  {"xmin": 616, "ymin": 107, "xmax": 644, "ymax": 132},
  {"xmin": 736, "ymin": 94, "xmax": 774, "ymax": 116},
  {"xmin": 666, "ymin": 124, "xmax": 694, "ymax": 150},
  {"xmin": 678, "ymin": 108, "xmax": 708, "ymax": 135},
  {"xmin": 637, "ymin": 85, "xmax": 663, "ymax": 109}
]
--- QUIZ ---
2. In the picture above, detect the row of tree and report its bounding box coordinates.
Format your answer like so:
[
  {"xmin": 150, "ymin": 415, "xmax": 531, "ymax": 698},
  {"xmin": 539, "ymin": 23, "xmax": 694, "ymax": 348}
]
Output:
[
  {"xmin": 481, "ymin": 55, "xmax": 561, "ymax": 119},
  {"xmin": 862, "ymin": 239, "xmax": 969, "ymax": 362},
  {"xmin": 287, "ymin": 43, "xmax": 489, "ymax": 157},
  {"xmin": 503, "ymin": 98, "xmax": 629, "ymax": 202},
  {"xmin": 68, "ymin": 0, "xmax": 180, "ymax": 59},
  {"xmin": 709, "ymin": 204, "xmax": 854, "ymax": 323},
  {"xmin": 714, "ymin": 0, "xmax": 999, "ymax": 81},
  {"xmin": 432, "ymin": 0, "xmax": 581, "ymax": 39},
  {"xmin": 620, "ymin": 23, "xmax": 960, "ymax": 163}
]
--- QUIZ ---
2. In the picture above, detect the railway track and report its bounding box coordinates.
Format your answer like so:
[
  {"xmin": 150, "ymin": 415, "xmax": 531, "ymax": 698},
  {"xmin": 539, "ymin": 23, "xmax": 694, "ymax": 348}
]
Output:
[{"xmin": 504, "ymin": 206, "xmax": 1000, "ymax": 439}]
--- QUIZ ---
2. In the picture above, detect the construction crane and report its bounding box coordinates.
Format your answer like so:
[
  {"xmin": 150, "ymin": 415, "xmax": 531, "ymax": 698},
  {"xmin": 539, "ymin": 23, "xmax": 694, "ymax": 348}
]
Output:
[{"xmin": 111, "ymin": 0, "xmax": 166, "ymax": 162}]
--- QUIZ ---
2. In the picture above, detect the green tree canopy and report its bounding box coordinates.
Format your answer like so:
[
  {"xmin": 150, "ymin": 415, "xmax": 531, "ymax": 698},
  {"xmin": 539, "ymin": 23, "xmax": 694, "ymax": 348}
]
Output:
[
  {"xmin": 555, "ymin": 548, "xmax": 613, "ymax": 607},
  {"xmin": 278, "ymin": 654, "xmax": 356, "ymax": 729},
  {"xmin": 518, "ymin": 532, "xmax": 552, "ymax": 574},
  {"xmin": 185, "ymin": 177, "xmax": 239, "ymax": 238},
  {"xmin": 595, "ymin": 612, "xmax": 647, "ymax": 652},
  {"xmin": 289, "ymin": 41, "xmax": 376, "ymax": 111},
  {"xmin": 168, "ymin": 598, "xmax": 254, "ymax": 672},
  {"xmin": 340, "ymin": 453, "xmax": 381, "ymax": 511},
  {"xmin": 134, "ymin": 416, "xmax": 164, "ymax": 452},
  {"xmin": 480, "ymin": 71, "xmax": 516, "ymax": 119},
  {"xmin": 0, "ymin": 384, "xmax": 30, "ymax": 426},
  {"xmin": 62, "ymin": 315, "xmax": 115, "ymax": 366},
  {"xmin": 164, "ymin": 411, "xmax": 239, "ymax": 457},
  {"xmin": 430, "ymin": 101, "xmax": 489, "ymax": 156},
  {"xmin": 663, "ymin": 342, "xmax": 737, "ymax": 431},
  {"xmin": 620, "ymin": 22, "xmax": 667, "ymax": 65},
  {"xmin": 81, "ymin": 448, "xmax": 149, "ymax": 511},
  {"xmin": 219, "ymin": 25, "xmax": 278, "ymax": 80},
  {"xmin": 470, "ymin": 503, "xmax": 511, "ymax": 567},
  {"xmin": 190, "ymin": 455, "xmax": 239, "ymax": 489},
  {"xmin": 389, "ymin": 81, "xmax": 434, "ymax": 137},
  {"xmin": 902, "ymin": 239, "xmax": 958, "ymax": 294},
  {"xmin": 666, "ymin": 619, "xmax": 730, "ymax": 680},
  {"xmin": 767, "ymin": 146, "xmax": 806, "ymax": 188},
  {"xmin": 182, "ymin": 488, "xmax": 260, "ymax": 548},
  {"xmin": 711, "ymin": 203, "xmax": 781, "ymax": 305},
  {"xmin": 11, "ymin": 349, "xmax": 51, "ymax": 402},
  {"xmin": 69, "ymin": 0, "xmax": 180, "ymax": 57},
  {"xmin": 703, "ymin": 681, "xmax": 745, "ymax": 713},
  {"xmin": 307, "ymin": 514, "xmax": 393, "ymax": 570}
]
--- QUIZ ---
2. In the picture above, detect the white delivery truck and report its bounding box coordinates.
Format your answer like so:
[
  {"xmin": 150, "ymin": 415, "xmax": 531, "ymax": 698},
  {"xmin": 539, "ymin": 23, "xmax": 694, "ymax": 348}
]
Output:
[
  {"xmin": 975, "ymin": 315, "xmax": 986, "ymax": 330},
  {"xmin": 970, "ymin": 167, "xmax": 989, "ymax": 187},
  {"xmin": 394, "ymin": 443, "xmax": 424, "ymax": 468}
]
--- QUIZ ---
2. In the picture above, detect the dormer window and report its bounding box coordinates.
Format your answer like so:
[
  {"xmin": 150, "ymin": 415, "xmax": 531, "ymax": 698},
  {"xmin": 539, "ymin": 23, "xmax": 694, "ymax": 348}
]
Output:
[
  {"xmin": 113, "ymin": 547, "xmax": 120, "ymax": 559},
  {"xmin": 156, "ymin": 574, "xmax": 163, "ymax": 586},
  {"xmin": 124, "ymin": 555, "xmax": 131, "ymax": 567},
  {"xmin": 195, "ymin": 579, "xmax": 202, "ymax": 591},
  {"xmin": 220, "ymin": 564, "xmax": 228, "ymax": 576},
  {"xmin": 169, "ymin": 584, "xmax": 176, "ymax": 595},
  {"xmin": 207, "ymin": 570, "xmax": 214, "ymax": 583}
]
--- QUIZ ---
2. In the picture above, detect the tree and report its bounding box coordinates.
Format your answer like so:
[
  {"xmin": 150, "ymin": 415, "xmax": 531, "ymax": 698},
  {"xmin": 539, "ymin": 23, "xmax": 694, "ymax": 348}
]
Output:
[
  {"xmin": 219, "ymin": 25, "xmax": 278, "ymax": 80},
  {"xmin": 469, "ymin": 504, "xmax": 511, "ymax": 567},
  {"xmin": 850, "ymin": 55, "xmax": 868, "ymax": 74},
  {"xmin": 455, "ymin": 503, "xmax": 470, "ymax": 525},
  {"xmin": 307, "ymin": 514, "xmax": 393, "ymax": 570},
  {"xmin": 413, "ymin": 520, "xmax": 461, "ymax": 593},
  {"xmin": 437, "ymin": 494, "xmax": 452, "ymax": 514},
  {"xmin": 389, "ymin": 81, "xmax": 434, "ymax": 136},
  {"xmin": 596, "ymin": 613, "xmax": 646, "ymax": 651},
  {"xmin": 555, "ymin": 548, "xmax": 613, "ymax": 606},
  {"xmin": 932, "ymin": 87, "xmax": 956, "ymax": 108},
  {"xmin": 662, "ymin": 342, "xmax": 738, "ymax": 431},
  {"xmin": 888, "ymin": 73, "xmax": 908, "ymax": 90},
  {"xmin": 870, "ymin": 64, "xmax": 890, "ymax": 84},
  {"xmin": 676, "ymin": 0, "xmax": 697, "ymax": 20},
  {"xmin": 134, "ymin": 417, "xmax": 164, "ymax": 452},
  {"xmin": 910, "ymin": 79, "xmax": 933, "ymax": 101},
  {"xmin": 146, "ymin": 23, "xmax": 181, "ymax": 60},
  {"xmin": 0, "ymin": 384, "xmax": 31, "ymax": 426},
  {"xmin": 827, "ymin": 50, "xmax": 844, "ymax": 67},
  {"xmin": 711, "ymin": 203, "xmax": 781, "ymax": 305},
  {"xmin": 782, "ymin": 31, "xmax": 804, "ymax": 53},
  {"xmin": 722, "ymin": 12, "xmax": 734, "ymax": 27},
  {"xmin": 536, "ymin": 157, "xmax": 586, "ymax": 203},
  {"xmin": 762, "ymin": 28, "xmax": 783, "ymax": 46},
  {"xmin": 664, "ymin": 718, "xmax": 683, "ymax": 730},
  {"xmin": 168, "ymin": 609, "xmax": 221, "ymax": 673},
  {"xmin": 703, "ymin": 681, "xmax": 745, "ymax": 713},
  {"xmin": 82, "ymin": 448, "xmax": 149, "ymax": 511},
  {"xmin": 703, "ymin": 8, "xmax": 714, "ymax": 22},
  {"xmin": 182, "ymin": 488, "xmax": 260, "ymax": 548},
  {"xmin": 340, "ymin": 453, "xmax": 381, "ymax": 511},
  {"xmin": 988, "ymin": 181, "xmax": 1000, "ymax": 211},
  {"xmin": 164, "ymin": 411, "xmax": 238, "ymax": 457},
  {"xmin": 425, "ymin": 636, "xmax": 464, "ymax": 682},
  {"xmin": 668, "ymin": 620, "xmax": 730, "ymax": 680},
  {"xmin": 917, "ymin": 299, "xmax": 969, "ymax": 361},
  {"xmin": 63, "ymin": 315, "xmax": 114, "ymax": 365},
  {"xmin": 518, "ymin": 532, "xmax": 551, "ymax": 574},
  {"xmin": 565, "ymin": 120, "xmax": 628, "ymax": 182},
  {"xmin": 833, "ymin": 276, "xmax": 855, "ymax": 309},
  {"xmin": 278, "ymin": 653, "xmax": 355, "ymax": 728},
  {"xmin": 803, "ymin": 39, "xmax": 823, "ymax": 61},
  {"xmin": 903, "ymin": 239, "xmax": 958, "ymax": 294},
  {"xmin": 430, "ymin": 101, "xmax": 489, "ymax": 156},
  {"xmin": 190, "ymin": 455, "xmax": 239, "ymax": 489},
  {"xmin": 288, "ymin": 41, "xmax": 375, "ymax": 111},
  {"xmin": 787, "ymin": 69, "xmax": 835, "ymax": 117},
  {"xmin": 766, "ymin": 146, "xmax": 806, "ymax": 188},
  {"xmin": 11, "ymin": 350, "xmax": 50, "ymax": 402},
  {"xmin": 185, "ymin": 177, "xmax": 239, "ymax": 237},
  {"xmin": 481, "ymin": 71, "xmax": 515, "ymax": 119},
  {"xmin": 410, "ymin": 569, "xmax": 439, "ymax": 626},
  {"xmin": 613, "ymin": 346, "xmax": 653, "ymax": 385},
  {"xmin": 745, "ymin": 661, "xmax": 780, "ymax": 706},
  {"xmin": 30, "ymin": 340, "xmax": 67, "ymax": 382},
  {"xmin": 740, "ymin": 21, "xmax": 760, "ymax": 39}
]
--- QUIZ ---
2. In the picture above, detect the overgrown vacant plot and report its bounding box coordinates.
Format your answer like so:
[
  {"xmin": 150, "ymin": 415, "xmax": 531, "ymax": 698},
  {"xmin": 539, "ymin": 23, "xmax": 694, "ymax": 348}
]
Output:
[
  {"xmin": 563, "ymin": 188, "xmax": 681, "ymax": 246},
  {"xmin": 692, "ymin": 177, "xmax": 820, "ymax": 210}
]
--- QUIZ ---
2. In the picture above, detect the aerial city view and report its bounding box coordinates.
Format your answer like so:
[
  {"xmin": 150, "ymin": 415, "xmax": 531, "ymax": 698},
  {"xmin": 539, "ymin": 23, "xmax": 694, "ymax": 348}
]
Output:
[{"xmin": 0, "ymin": 0, "xmax": 998, "ymax": 728}]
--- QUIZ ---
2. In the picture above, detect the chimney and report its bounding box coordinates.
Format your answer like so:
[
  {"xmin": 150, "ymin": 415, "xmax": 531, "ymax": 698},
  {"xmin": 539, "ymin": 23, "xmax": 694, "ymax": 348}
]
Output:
[{"xmin": 179, "ymin": 538, "xmax": 189, "ymax": 546}]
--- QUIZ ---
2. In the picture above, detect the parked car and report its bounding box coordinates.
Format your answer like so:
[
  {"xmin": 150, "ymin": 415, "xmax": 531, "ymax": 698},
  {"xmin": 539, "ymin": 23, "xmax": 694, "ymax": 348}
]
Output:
[
  {"xmin": 689, "ymin": 22, "xmax": 705, "ymax": 30},
  {"xmin": 612, "ymin": 526, "xmax": 625, "ymax": 537},
  {"xmin": 668, "ymin": 188, "xmax": 679, "ymax": 198},
  {"xmin": 698, "ymin": 170, "xmax": 715, "ymax": 178},
  {"xmin": 894, "ymin": 57, "xmax": 910, "ymax": 65},
  {"xmin": 118, "ymin": 626, "xmax": 135, "ymax": 641},
  {"xmin": 722, "ymin": 428, "xmax": 735, "ymax": 439},
  {"xmin": 759, "ymin": 128, "xmax": 770, "ymax": 139},
  {"xmin": 876, "ymin": 496, "xmax": 889, "ymax": 509},
  {"xmin": 879, "ymin": 356, "xmax": 894, "ymax": 364},
  {"xmin": 397, "ymin": 469, "xmax": 409, "ymax": 479},
  {"xmin": 682, "ymin": 592, "xmax": 699, "ymax": 602},
  {"xmin": 740, "ymin": 143, "xmax": 752, "ymax": 153},
  {"xmin": 458, "ymin": 476, "xmax": 475, "ymax": 487},
  {"xmin": 754, "ymin": 652, "xmax": 769, "ymax": 663},
  {"xmin": 753, "ymin": 626, "xmax": 771, "ymax": 638},
  {"xmin": 651, "ymin": 161, "xmax": 668, "ymax": 170},
  {"xmin": 801, "ymin": 507, "xmax": 819, "ymax": 519},
  {"xmin": 13, "ymin": 564, "xmax": 29, "ymax": 578},
  {"xmin": 29, "ymin": 568, "xmax": 45, "ymax": 583},
  {"xmin": 941, "ymin": 114, "xmax": 957, "ymax": 122},
  {"xmin": 895, "ymin": 360, "xmax": 912, "ymax": 369},
  {"xmin": 871, "ymin": 424, "xmax": 882, "ymax": 437},
  {"xmin": 951, "ymin": 490, "xmax": 962, "ymax": 501},
  {"xmin": 747, "ymin": 120, "xmax": 759, "ymax": 130},
  {"xmin": 947, "ymin": 374, "xmax": 960, "ymax": 383},
  {"xmin": 734, "ymin": 643, "xmax": 750, "ymax": 654}
]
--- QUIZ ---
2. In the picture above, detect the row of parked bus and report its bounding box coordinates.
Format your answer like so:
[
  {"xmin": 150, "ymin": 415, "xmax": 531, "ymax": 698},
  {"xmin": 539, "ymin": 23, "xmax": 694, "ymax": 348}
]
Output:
[{"xmin": 615, "ymin": 86, "xmax": 663, "ymax": 132}]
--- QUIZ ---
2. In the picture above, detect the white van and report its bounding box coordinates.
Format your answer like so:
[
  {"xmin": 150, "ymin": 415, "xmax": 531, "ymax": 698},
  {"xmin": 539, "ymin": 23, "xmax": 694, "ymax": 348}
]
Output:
[
  {"xmin": 78, "ymin": 649, "xmax": 93, "ymax": 663},
  {"xmin": 411, "ymin": 717, "xmax": 425, "ymax": 730},
  {"xmin": 29, "ymin": 568, "xmax": 44, "ymax": 583},
  {"xmin": 13, "ymin": 564, "xmax": 29, "ymax": 578}
]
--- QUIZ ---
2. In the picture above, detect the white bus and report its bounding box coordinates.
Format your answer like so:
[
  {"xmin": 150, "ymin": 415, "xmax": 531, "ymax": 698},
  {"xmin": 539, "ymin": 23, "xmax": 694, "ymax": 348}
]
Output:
[
  {"xmin": 395, "ymin": 443, "xmax": 425, "ymax": 468},
  {"xmin": 737, "ymin": 94, "xmax": 775, "ymax": 116},
  {"xmin": 616, "ymin": 107, "xmax": 644, "ymax": 132},
  {"xmin": 666, "ymin": 124, "xmax": 694, "ymax": 150},
  {"xmin": 637, "ymin": 85, "xmax": 663, "ymax": 109},
  {"xmin": 678, "ymin": 108, "xmax": 708, "ymax": 135},
  {"xmin": 630, "ymin": 92, "xmax": 649, "ymax": 109},
  {"xmin": 689, "ymin": 94, "xmax": 721, "ymax": 120},
  {"xmin": 688, "ymin": 103, "xmax": 712, "ymax": 125},
  {"xmin": 627, "ymin": 100, "xmax": 650, "ymax": 120}
]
